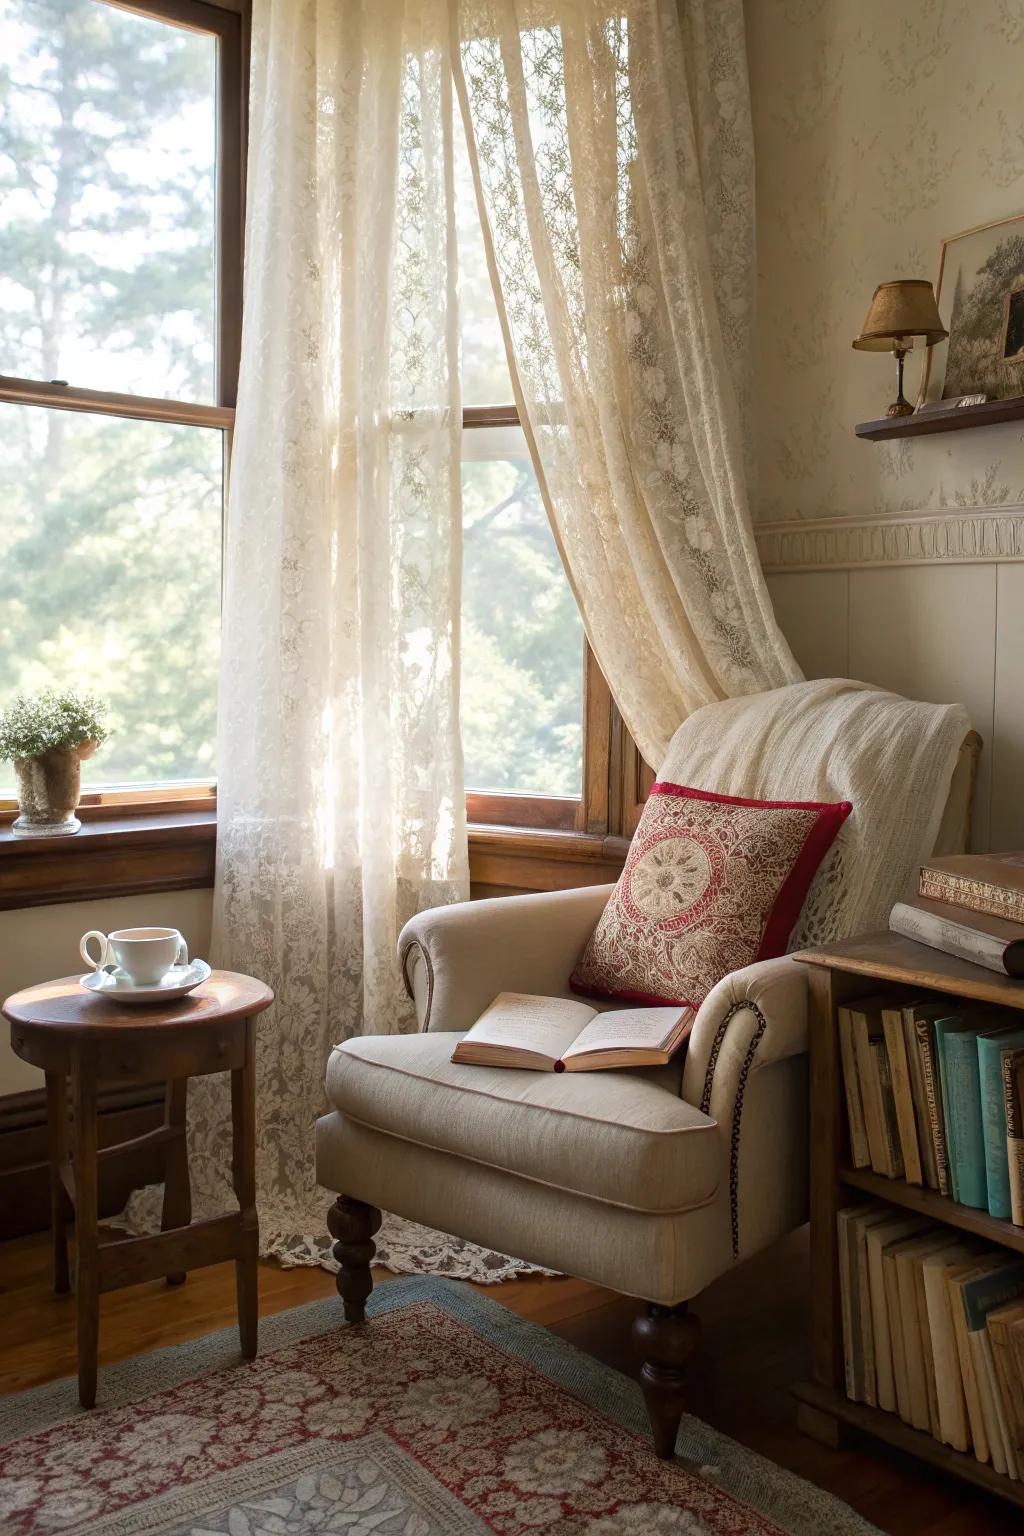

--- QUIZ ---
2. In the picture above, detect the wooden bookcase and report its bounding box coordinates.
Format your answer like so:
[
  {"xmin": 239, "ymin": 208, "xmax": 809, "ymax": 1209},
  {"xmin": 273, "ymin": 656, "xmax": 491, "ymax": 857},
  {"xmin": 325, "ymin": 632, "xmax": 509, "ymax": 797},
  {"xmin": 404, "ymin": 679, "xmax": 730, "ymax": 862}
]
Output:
[{"xmin": 792, "ymin": 932, "xmax": 1024, "ymax": 1510}]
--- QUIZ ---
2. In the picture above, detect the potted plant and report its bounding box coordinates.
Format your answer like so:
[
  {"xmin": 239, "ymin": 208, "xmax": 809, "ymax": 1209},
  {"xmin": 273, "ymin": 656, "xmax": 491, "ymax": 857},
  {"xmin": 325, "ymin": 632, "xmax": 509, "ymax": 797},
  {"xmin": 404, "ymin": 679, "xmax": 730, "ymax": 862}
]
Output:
[{"xmin": 0, "ymin": 689, "xmax": 109, "ymax": 838}]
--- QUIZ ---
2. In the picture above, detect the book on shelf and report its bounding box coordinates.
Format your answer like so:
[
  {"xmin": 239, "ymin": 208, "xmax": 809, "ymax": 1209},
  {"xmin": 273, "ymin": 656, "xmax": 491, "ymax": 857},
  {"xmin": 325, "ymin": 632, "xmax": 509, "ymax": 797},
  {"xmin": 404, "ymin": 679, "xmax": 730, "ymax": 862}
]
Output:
[
  {"xmin": 838, "ymin": 1005, "xmax": 871, "ymax": 1169},
  {"xmin": 836, "ymin": 1201, "xmax": 890, "ymax": 1404},
  {"xmin": 449, "ymin": 992, "xmax": 693, "ymax": 1073},
  {"xmin": 911, "ymin": 1003, "xmax": 952, "ymax": 1197},
  {"xmin": 987, "ymin": 1298, "xmax": 1024, "ymax": 1459},
  {"xmin": 1005, "ymin": 1049, "xmax": 1024, "ymax": 1227},
  {"xmin": 919, "ymin": 852, "xmax": 1024, "ymax": 927},
  {"xmin": 934, "ymin": 1011, "xmax": 992, "ymax": 1210},
  {"xmin": 948, "ymin": 1255, "xmax": 1024, "ymax": 1474},
  {"xmin": 890, "ymin": 896, "xmax": 1024, "ymax": 977},
  {"xmin": 882, "ymin": 1002, "xmax": 924, "ymax": 1185},
  {"xmin": 865, "ymin": 1213, "xmax": 932, "ymax": 1414},
  {"xmin": 836, "ymin": 1197, "xmax": 1024, "ymax": 1475},
  {"xmin": 850, "ymin": 997, "xmax": 905, "ymax": 1178},
  {"xmin": 894, "ymin": 1229, "xmax": 960, "ymax": 1430},
  {"xmin": 978, "ymin": 1025, "xmax": 1024, "ymax": 1219},
  {"xmin": 923, "ymin": 1241, "xmax": 976, "ymax": 1452}
]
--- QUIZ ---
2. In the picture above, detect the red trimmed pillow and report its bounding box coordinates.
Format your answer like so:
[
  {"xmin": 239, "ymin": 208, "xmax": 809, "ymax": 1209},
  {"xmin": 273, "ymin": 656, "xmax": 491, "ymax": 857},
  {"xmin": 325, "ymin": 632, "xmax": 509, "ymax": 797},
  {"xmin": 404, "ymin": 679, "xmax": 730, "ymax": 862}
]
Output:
[{"xmin": 571, "ymin": 782, "xmax": 852, "ymax": 1008}]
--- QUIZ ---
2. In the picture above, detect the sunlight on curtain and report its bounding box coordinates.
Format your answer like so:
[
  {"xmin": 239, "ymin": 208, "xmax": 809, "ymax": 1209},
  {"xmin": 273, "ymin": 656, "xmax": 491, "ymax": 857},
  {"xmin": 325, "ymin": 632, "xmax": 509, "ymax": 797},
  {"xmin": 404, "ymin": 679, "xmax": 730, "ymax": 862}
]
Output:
[
  {"xmin": 455, "ymin": 0, "xmax": 801, "ymax": 766},
  {"xmin": 183, "ymin": 0, "xmax": 469, "ymax": 1265}
]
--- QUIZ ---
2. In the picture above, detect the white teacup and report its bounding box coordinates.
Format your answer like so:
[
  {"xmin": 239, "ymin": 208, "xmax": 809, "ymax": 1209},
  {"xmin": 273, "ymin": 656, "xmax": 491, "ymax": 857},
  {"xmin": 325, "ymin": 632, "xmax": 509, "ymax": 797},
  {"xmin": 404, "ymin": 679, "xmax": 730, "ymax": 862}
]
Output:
[{"xmin": 80, "ymin": 926, "xmax": 189, "ymax": 986}]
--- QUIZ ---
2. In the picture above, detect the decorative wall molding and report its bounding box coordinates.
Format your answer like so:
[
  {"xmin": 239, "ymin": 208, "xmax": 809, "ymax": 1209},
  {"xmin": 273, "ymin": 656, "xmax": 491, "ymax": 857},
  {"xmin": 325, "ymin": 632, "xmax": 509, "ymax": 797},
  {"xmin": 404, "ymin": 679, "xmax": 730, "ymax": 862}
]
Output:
[{"xmin": 755, "ymin": 505, "xmax": 1024, "ymax": 571}]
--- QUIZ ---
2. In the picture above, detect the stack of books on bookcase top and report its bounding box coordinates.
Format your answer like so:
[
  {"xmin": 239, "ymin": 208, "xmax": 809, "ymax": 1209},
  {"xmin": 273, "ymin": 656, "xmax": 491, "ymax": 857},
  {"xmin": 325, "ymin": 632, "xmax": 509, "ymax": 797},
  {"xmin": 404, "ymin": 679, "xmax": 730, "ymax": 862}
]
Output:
[
  {"xmin": 838, "ymin": 1199, "xmax": 1024, "ymax": 1476},
  {"xmin": 839, "ymin": 995, "xmax": 1024, "ymax": 1220},
  {"xmin": 890, "ymin": 851, "xmax": 1024, "ymax": 978}
]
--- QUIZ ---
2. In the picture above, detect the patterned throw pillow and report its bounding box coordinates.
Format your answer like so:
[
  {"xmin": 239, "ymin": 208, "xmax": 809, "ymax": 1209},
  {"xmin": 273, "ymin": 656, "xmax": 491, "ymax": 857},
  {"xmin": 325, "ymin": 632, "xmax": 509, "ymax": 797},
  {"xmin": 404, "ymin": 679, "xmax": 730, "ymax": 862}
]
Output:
[{"xmin": 571, "ymin": 782, "xmax": 852, "ymax": 1008}]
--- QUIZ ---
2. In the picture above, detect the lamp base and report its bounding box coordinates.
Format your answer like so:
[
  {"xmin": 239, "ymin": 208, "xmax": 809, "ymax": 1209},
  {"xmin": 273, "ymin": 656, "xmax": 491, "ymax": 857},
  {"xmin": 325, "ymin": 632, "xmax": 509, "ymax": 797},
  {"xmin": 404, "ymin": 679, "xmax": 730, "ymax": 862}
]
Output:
[{"xmin": 885, "ymin": 399, "xmax": 915, "ymax": 418}]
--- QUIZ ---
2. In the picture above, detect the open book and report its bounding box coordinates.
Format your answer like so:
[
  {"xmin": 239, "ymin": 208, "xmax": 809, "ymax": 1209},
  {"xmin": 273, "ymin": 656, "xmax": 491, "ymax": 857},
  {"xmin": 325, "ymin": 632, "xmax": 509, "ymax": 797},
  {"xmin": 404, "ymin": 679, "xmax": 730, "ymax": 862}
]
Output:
[{"xmin": 450, "ymin": 991, "xmax": 694, "ymax": 1073}]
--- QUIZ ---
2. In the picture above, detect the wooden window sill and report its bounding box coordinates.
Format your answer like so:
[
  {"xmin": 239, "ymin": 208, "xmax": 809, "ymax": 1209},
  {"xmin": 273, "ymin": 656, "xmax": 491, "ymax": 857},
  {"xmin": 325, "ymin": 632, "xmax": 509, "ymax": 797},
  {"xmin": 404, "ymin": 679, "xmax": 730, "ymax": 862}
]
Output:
[
  {"xmin": 0, "ymin": 810, "xmax": 216, "ymax": 910},
  {"xmin": 467, "ymin": 824, "xmax": 629, "ymax": 895},
  {"xmin": 0, "ymin": 812, "xmax": 628, "ymax": 910}
]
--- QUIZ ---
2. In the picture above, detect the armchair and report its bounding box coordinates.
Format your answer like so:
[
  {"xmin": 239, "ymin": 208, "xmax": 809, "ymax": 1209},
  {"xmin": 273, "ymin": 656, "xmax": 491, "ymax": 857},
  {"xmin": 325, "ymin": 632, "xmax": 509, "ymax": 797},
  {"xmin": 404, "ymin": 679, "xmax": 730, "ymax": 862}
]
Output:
[{"xmin": 315, "ymin": 712, "xmax": 978, "ymax": 1458}]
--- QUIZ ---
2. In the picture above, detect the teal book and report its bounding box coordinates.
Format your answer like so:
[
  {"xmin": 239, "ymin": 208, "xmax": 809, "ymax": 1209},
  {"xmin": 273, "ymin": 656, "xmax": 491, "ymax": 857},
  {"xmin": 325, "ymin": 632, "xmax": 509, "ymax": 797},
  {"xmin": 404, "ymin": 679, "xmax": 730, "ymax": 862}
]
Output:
[
  {"xmin": 934, "ymin": 1012, "xmax": 991, "ymax": 1209},
  {"xmin": 978, "ymin": 1022, "xmax": 1024, "ymax": 1218}
]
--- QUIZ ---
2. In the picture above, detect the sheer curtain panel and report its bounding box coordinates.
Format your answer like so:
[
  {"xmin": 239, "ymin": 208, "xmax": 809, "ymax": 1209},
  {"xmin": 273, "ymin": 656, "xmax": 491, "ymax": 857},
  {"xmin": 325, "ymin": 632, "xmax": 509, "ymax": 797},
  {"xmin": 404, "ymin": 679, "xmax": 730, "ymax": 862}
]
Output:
[
  {"xmin": 455, "ymin": 0, "xmax": 800, "ymax": 766},
  {"xmin": 190, "ymin": 0, "xmax": 469, "ymax": 1263}
]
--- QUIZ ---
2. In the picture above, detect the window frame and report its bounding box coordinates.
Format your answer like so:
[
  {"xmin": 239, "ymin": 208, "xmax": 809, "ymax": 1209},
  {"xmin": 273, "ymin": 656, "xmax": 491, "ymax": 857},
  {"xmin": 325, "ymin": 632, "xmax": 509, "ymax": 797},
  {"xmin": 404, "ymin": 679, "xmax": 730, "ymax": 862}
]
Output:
[
  {"xmin": 0, "ymin": 0, "xmax": 246, "ymax": 820},
  {"xmin": 461, "ymin": 403, "xmax": 615, "ymax": 835}
]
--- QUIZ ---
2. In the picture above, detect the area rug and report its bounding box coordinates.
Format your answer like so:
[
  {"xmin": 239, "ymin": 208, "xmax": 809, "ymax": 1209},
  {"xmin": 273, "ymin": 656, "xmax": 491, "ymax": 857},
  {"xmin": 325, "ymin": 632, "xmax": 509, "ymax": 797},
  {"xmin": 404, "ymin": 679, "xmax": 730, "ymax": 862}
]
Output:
[{"xmin": 0, "ymin": 1278, "xmax": 878, "ymax": 1536}]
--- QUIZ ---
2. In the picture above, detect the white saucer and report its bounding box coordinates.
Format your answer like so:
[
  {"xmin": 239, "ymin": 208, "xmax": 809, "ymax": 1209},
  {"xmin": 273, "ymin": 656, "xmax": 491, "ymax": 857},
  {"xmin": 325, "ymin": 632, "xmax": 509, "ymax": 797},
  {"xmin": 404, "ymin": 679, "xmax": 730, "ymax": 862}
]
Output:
[{"xmin": 79, "ymin": 959, "xmax": 212, "ymax": 1005}]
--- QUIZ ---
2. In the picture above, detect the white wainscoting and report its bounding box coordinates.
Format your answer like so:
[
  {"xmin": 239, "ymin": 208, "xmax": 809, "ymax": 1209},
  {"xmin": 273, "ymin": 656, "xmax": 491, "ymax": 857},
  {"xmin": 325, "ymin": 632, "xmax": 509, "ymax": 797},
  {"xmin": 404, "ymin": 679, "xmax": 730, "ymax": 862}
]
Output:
[{"xmin": 765, "ymin": 558, "xmax": 1022, "ymax": 853}]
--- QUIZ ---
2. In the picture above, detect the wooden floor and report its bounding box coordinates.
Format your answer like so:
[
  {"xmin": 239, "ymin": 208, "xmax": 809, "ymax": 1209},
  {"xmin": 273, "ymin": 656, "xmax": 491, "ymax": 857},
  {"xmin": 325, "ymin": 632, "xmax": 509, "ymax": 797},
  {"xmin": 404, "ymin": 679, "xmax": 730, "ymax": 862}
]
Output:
[{"xmin": 0, "ymin": 1224, "xmax": 1018, "ymax": 1535}]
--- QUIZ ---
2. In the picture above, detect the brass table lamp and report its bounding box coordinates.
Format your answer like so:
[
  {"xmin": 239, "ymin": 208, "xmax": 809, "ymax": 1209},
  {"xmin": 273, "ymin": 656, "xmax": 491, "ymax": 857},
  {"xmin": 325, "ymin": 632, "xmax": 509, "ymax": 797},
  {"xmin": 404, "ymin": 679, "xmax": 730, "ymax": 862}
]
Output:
[{"xmin": 852, "ymin": 279, "xmax": 948, "ymax": 417}]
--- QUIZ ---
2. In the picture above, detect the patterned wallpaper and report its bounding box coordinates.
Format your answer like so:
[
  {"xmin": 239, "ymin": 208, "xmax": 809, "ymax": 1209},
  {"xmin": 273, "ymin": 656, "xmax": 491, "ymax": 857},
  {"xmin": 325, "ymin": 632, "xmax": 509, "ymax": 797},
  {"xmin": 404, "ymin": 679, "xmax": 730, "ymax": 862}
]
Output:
[{"xmin": 746, "ymin": 0, "xmax": 1024, "ymax": 526}]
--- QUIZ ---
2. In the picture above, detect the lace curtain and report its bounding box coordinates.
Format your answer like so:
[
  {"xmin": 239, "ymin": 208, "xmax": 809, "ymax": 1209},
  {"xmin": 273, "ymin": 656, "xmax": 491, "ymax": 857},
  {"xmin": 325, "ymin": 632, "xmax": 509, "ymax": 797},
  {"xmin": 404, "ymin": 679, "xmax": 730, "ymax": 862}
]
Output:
[
  {"xmin": 455, "ymin": 0, "xmax": 800, "ymax": 766},
  {"xmin": 177, "ymin": 0, "xmax": 470, "ymax": 1265},
  {"xmin": 127, "ymin": 0, "xmax": 802, "ymax": 1276}
]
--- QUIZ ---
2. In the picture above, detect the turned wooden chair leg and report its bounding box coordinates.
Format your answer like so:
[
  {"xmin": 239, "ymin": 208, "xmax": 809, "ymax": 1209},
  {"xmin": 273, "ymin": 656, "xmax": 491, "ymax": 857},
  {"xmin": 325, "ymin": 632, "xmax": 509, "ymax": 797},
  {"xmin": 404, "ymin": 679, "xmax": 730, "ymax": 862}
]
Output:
[
  {"xmin": 633, "ymin": 1302, "xmax": 701, "ymax": 1459},
  {"xmin": 328, "ymin": 1196, "xmax": 382, "ymax": 1322}
]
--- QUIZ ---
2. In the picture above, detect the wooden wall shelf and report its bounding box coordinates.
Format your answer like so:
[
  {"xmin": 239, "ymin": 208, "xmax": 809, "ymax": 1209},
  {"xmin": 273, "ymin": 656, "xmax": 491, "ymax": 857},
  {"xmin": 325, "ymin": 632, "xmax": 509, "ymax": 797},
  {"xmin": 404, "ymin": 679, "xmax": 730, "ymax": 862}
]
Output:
[{"xmin": 855, "ymin": 396, "xmax": 1024, "ymax": 441}]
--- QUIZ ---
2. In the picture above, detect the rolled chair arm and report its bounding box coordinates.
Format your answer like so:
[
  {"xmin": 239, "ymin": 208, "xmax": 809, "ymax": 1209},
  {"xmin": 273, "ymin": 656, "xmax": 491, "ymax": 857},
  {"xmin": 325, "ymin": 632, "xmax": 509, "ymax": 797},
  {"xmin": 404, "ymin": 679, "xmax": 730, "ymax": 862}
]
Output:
[
  {"xmin": 398, "ymin": 884, "xmax": 614, "ymax": 1032},
  {"xmin": 681, "ymin": 955, "xmax": 810, "ymax": 1112}
]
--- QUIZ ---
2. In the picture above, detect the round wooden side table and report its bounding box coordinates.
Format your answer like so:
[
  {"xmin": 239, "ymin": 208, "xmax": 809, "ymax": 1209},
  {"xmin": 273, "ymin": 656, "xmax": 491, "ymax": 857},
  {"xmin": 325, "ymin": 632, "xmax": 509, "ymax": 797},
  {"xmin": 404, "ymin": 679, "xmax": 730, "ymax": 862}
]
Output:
[{"xmin": 2, "ymin": 970, "xmax": 273, "ymax": 1409}]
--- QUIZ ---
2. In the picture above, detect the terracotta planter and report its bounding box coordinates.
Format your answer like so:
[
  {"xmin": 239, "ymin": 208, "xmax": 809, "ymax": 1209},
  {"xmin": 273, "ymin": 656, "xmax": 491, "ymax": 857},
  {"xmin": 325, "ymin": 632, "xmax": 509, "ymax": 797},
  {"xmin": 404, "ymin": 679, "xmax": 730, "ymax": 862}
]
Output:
[{"xmin": 12, "ymin": 739, "xmax": 97, "ymax": 838}]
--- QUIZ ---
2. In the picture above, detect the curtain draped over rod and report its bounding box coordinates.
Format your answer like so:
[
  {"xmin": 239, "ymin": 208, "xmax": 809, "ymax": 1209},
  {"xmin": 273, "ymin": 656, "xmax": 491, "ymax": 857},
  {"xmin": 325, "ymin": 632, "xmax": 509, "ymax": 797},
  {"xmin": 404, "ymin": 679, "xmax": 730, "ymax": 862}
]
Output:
[{"xmin": 151, "ymin": 0, "xmax": 800, "ymax": 1268}]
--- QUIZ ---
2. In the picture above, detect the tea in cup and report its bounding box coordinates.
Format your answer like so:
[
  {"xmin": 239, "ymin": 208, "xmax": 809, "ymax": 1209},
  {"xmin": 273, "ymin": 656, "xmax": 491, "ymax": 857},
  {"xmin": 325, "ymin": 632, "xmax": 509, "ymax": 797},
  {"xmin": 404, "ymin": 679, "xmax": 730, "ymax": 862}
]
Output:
[{"xmin": 80, "ymin": 926, "xmax": 188, "ymax": 985}]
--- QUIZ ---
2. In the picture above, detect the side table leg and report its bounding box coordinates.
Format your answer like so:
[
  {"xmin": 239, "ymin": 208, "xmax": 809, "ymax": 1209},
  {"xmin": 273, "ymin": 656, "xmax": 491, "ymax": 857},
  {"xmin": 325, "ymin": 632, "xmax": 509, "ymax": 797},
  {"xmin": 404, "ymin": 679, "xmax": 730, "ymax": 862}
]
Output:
[
  {"xmin": 161, "ymin": 1078, "xmax": 191, "ymax": 1286},
  {"xmin": 45, "ymin": 1072, "xmax": 70, "ymax": 1295},
  {"xmin": 231, "ymin": 1018, "xmax": 258, "ymax": 1360},
  {"xmin": 72, "ymin": 1054, "xmax": 100, "ymax": 1409}
]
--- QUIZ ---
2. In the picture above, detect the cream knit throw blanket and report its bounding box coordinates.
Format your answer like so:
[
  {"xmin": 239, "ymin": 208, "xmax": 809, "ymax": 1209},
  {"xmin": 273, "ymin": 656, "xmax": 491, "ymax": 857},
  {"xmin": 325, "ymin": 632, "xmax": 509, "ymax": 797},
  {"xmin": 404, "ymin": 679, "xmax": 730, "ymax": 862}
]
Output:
[{"xmin": 658, "ymin": 678, "xmax": 971, "ymax": 948}]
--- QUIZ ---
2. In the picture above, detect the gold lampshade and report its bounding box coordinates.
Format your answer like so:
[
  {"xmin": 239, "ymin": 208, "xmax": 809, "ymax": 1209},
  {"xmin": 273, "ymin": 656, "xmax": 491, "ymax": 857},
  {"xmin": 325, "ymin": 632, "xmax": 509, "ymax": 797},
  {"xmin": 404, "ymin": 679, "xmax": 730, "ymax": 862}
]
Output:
[{"xmin": 852, "ymin": 279, "xmax": 948, "ymax": 351}]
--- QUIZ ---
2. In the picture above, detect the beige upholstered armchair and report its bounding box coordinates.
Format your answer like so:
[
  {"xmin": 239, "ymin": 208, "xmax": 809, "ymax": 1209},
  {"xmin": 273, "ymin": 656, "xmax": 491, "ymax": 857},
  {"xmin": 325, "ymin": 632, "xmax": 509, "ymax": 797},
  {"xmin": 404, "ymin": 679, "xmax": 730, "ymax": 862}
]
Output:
[{"xmin": 315, "ymin": 710, "xmax": 979, "ymax": 1460}]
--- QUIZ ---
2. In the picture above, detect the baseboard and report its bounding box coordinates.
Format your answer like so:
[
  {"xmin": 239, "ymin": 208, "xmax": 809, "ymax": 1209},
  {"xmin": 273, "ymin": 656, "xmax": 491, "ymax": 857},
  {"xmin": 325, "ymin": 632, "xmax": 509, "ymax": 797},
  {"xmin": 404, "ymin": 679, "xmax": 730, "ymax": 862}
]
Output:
[{"xmin": 0, "ymin": 1083, "xmax": 166, "ymax": 1241}]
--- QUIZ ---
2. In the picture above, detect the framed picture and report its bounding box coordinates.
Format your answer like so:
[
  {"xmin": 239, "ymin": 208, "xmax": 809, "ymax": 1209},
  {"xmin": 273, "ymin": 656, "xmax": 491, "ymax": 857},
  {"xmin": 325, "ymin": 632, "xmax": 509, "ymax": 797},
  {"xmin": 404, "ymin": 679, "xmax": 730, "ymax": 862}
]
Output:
[{"xmin": 920, "ymin": 210, "xmax": 1024, "ymax": 405}]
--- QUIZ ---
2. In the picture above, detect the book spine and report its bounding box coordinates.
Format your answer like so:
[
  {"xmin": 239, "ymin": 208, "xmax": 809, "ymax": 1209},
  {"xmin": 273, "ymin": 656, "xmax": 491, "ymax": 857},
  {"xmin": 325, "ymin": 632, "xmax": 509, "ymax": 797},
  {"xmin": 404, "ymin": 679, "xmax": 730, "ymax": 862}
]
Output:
[
  {"xmin": 916, "ymin": 1017, "xmax": 950, "ymax": 1197},
  {"xmin": 970, "ymin": 1331, "xmax": 1007, "ymax": 1474},
  {"xmin": 943, "ymin": 1031, "xmax": 988, "ymax": 1210},
  {"xmin": 919, "ymin": 869, "xmax": 1024, "ymax": 926},
  {"xmin": 1005, "ymin": 1054, "xmax": 1024, "ymax": 1227},
  {"xmin": 935, "ymin": 1024, "xmax": 959, "ymax": 1201},
  {"xmin": 838, "ymin": 1007, "xmax": 871, "ymax": 1169},
  {"xmin": 854, "ymin": 1014, "xmax": 890, "ymax": 1177},
  {"xmin": 883, "ymin": 1007, "xmax": 923, "ymax": 1184},
  {"xmin": 857, "ymin": 1223, "xmax": 878, "ymax": 1406},
  {"xmin": 904, "ymin": 1010, "xmax": 939, "ymax": 1190},
  {"xmin": 924, "ymin": 1262, "xmax": 970, "ymax": 1451},
  {"xmin": 837, "ymin": 1213, "xmax": 859, "ymax": 1401},
  {"xmin": 979, "ymin": 1039, "xmax": 1014, "ymax": 1219},
  {"xmin": 988, "ymin": 1317, "xmax": 1024, "ymax": 1465},
  {"xmin": 889, "ymin": 902, "xmax": 1009, "ymax": 974},
  {"xmin": 867, "ymin": 1237, "xmax": 896, "ymax": 1413},
  {"xmin": 875, "ymin": 1044, "xmax": 905, "ymax": 1179}
]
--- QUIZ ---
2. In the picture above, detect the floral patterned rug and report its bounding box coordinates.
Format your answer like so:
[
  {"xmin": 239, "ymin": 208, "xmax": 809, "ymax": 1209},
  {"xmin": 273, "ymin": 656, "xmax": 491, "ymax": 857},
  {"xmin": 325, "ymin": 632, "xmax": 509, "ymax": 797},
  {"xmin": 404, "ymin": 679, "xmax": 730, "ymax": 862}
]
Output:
[{"xmin": 0, "ymin": 1279, "xmax": 878, "ymax": 1536}]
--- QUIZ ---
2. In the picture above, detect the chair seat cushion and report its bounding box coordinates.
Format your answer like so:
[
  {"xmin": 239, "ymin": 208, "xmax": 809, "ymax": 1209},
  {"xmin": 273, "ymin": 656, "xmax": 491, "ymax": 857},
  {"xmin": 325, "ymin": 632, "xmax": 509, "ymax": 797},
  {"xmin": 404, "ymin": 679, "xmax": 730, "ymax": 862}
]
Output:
[{"xmin": 325, "ymin": 1032, "xmax": 720, "ymax": 1215}]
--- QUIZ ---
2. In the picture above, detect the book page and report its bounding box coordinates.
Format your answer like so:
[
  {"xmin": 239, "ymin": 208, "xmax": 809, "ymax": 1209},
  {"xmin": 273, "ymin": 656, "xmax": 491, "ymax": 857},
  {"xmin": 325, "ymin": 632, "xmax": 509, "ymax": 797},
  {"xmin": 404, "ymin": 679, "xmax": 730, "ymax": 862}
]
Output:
[
  {"xmin": 463, "ymin": 992, "xmax": 596, "ymax": 1057},
  {"xmin": 562, "ymin": 1005, "xmax": 690, "ymax": 1058}
]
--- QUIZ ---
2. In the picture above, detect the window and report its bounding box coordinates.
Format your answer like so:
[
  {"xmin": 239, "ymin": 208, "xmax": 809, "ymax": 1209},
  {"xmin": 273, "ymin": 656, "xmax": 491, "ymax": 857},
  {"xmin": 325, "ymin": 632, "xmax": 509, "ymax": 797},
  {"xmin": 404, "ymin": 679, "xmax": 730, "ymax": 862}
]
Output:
[
  {"xmin": 0, "ymin": 0, "xmax": 242, "ymax": 805},
  {"xmin": 455, "ymin": 116, "xmax": 613, "ymax": 834}
]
